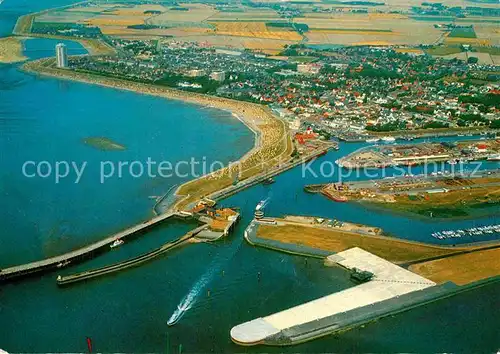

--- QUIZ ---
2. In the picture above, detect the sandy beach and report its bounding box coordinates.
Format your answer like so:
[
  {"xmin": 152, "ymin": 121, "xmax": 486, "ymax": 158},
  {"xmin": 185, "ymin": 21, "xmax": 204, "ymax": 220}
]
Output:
[
  {"xmin": 23, "ymin": 58, "xmax": 293, "ymax": 210},
  {"xmin": 0, "ymin": 37, "xmax": 27, "ymax": 64}
]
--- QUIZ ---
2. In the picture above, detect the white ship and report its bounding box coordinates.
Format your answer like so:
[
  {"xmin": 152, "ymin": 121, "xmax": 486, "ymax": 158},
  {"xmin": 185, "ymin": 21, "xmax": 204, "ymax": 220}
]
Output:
[
  {"xmin": 110, "ymin": 239, "xmax": 124, "ymax": 249},
  {"xmin": 381, "ymin": 136, "xmax": 396, "ymax": 143},
  {"xmin": 365, "ymin": 138, "xmax": 380, "ymax": 143},
  {"xmin": 255, "ymin": 199, "xmax": 268, "ymax": 211},
  {"xmin": 57, "ymin": 260, "xmax": 71, "ymax": 268}
]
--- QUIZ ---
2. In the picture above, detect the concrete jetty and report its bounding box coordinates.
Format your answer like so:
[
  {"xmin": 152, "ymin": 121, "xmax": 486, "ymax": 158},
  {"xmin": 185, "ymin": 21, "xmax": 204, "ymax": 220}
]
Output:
[
  {"xmin": 56, "ymin": 224, "xmax": 208, "ymax": 285},
  {"xmin": 231, "ymin": 248, "xmax": 437, "ymax": 346},
  {"xmin": 0, "ymin": 211, "xmax": 184, "ymax": 281}
]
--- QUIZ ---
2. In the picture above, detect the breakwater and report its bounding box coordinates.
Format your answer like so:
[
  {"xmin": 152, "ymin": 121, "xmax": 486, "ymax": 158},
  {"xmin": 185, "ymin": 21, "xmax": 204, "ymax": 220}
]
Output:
[
  {"xmin": 56, "ymin": 224, "xmax": 208, "ymax": 285},
  {"xmin": 0, "ymin": 212, "xmax": 185, "ymax": 281}
]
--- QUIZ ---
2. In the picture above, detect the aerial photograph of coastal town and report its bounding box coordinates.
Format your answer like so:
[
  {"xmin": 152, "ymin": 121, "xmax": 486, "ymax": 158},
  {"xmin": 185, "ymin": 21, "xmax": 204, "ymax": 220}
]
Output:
[{"xmin": 0, "ymin": 0, "xmax": 499, "ymax": 352}]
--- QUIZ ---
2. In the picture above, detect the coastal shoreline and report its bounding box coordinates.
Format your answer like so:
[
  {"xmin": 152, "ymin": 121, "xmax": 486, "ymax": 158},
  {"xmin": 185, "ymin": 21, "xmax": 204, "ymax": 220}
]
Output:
[{"xmin": 22, "ymin": 58, "xmax": 293, "ymax": 210}]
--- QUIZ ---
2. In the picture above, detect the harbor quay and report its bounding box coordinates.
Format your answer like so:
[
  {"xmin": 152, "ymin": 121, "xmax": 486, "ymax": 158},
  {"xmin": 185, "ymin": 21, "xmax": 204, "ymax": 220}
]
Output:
[
  {"xmin": 232, "ymin": 213, "xmax": 500, "ymax": 346},
  {"xmin": 230, "ymin": 246, "xmax": 499, "ymax": 347},
  {"xmin": 231, "ymin": 247, "xmax": 437, "ymax": 346},
  {"xmin": 304, "ymin": 168, "xmax": 500, "ymax": 221},
  {"xmin": 336, "ymin": 139, "xmax": 500, "ymax": 169}
]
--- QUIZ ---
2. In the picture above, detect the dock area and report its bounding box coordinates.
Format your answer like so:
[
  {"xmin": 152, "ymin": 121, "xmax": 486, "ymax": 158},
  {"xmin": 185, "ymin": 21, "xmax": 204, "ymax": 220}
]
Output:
[
  {"xmin": 336, "ymin": 139, "xmax": 500, "ymax": 169},
  {"xmin": 56, "ymin": 224, "xmax": 208, "ymax": 286},
  {"xmin": 306, "ymin": 169, "xmax": 500, "ymax": 221},
  {"xmin": 56, "ymin": 209, "xmax": 241, "ymax": 285},
  {"xmin": 231, "ymin": 247, "xmax": 437, "ymax": 346},
  {"xmin": 0, "ymin": 211, "xmax": 183, "ymax": 281}
]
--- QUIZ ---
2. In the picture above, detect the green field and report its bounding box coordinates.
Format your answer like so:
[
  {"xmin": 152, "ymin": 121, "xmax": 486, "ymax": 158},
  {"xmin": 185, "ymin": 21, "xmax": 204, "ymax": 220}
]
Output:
[
  {"xmin": 310, "ymin": 27, "xmax": 393, "ymax": 33},
  {"xmin": 424, "ymin": 45, "xmax": 463, "ymax": 56},
  {"xmin": 449, "ymin": 27, "xmax": 477, "ymax": 38}
]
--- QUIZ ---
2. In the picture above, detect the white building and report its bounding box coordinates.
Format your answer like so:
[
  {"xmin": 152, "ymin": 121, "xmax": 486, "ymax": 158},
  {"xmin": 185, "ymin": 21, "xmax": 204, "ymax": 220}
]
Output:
[
  {"xmin": 297, "ymin": 63, "xmax": 322, "ymax": 75},
  {"xmin": 210, "ymin": 71, "xmax": 225, "ymax": 82},
  {"xmin": 55, "ymin": 43, "xmax": 68, "ymax": 68},
  {"xmin": 187, "ymin": 69, "xmax": 205, "ymax": 77}
]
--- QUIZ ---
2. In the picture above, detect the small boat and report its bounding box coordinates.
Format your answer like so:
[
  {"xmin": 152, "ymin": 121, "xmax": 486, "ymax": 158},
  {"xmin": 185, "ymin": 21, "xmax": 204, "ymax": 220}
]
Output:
[
  {"xmin": 110, "ymin": 239, "xmax": 124, "ymax": 249},
  {"xmin": 262, "ymin": 177, "xmax": 275, "ymax": 185},
  {"xmin": 381, "ymin": 136, "xmax": 396, "ymax": 143},
  {"xmin": 255, "ymin": 199, "xmax": 268, "ymax": 211},
  {"xmin": 366, "ymin": 138, "xmax": 379, "ymax": 143},
  {"xmin": 447, "ymin": 159, "xmax": 458, "ymax": 165},
  {"xmin": 57, "ymin": 260, "xmax": 71, "ymax": 268}
]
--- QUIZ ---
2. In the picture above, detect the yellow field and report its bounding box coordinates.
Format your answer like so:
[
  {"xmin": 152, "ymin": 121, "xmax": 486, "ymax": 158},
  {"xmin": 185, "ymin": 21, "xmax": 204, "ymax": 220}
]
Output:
[
  {"xmin": 354, "ymin": 40, "xmax": 395, "ymax": 46},
  {"xmin": 109, "ymin": 9, "xmax": 155, "ymax": 17},
  {"xmin": 99, "ymin": 26, "xmax": 181, "ymax": 37},
  {"xmin": 256, "ymin": 223, "xmax": 463, "ymax": 264},
  {"xmin": 368, "ymin": 13, "xmax": 408, "ymax": 19},
  {"xmin": 84, "ymin": 17, "xmax": 145, "ymax": 27},
  {"xmin": 310, "ymin": 29, "xmax": 397, "ymax": 35},
  {"xmin": 207, "ymin": 9, "xmax": 279, "ymax": 21},
  {"xmin": 395, "ymin": 48, "xmax": 425, "ymax": 54},
  {"xmin": 212, "ymin": 22, "xmax": 302, "ymax": 41},
  {"xmin": 444, "ymin": 37, "xmax": 492, "ymax": 45},
  {"xmin": 410, "ymin": 248, "xmax": 500, "ymax": 286}
]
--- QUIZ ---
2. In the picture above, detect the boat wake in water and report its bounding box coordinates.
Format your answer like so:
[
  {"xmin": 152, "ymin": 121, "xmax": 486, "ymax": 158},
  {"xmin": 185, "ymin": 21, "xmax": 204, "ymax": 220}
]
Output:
[
  {"xmin": 167, "ymin": 236, "xmax": 244, "ymax": 326},
  {"xmin": 167, "ymin": 270, "xmax": 212, "ymax": 326}
]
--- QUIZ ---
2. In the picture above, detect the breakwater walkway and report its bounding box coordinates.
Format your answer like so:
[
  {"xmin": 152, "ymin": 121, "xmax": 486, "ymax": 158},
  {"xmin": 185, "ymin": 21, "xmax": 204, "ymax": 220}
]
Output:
[
  {"xmin": 208, "ymin": 147, "xmax": 334, "ymax": 203},
  {"xmin": 0, "ymin": 211, "xmax": 185, "ymax": 281},
  {"xmin": 56, "ymin": 224, "xmax": 208, "ymax": 285}
]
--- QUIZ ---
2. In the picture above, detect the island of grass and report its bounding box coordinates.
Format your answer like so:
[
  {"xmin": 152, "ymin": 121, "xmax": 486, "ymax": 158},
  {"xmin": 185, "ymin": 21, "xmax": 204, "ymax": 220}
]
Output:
[
  {"xmin": 250, "ymin": 216, "xmax": 496, "ymax": 264},
  {"xmin": 82, "ymin": 137, "xmax": 126, "ymax": 151}
]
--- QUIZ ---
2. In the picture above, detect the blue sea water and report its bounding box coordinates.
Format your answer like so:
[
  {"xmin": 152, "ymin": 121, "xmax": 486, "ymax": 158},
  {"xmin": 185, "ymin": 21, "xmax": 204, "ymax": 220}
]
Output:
[{"xmin": 0, "ymin": 1, "xmax": 499, "ymax": 352}]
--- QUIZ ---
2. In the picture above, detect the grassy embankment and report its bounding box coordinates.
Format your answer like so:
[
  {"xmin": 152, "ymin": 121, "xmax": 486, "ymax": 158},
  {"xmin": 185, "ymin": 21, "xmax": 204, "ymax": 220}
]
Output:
[
  {"xmin": 174, "ymin": 105, "xmax": 293, "ymax": 209},
  {"xmin": 257, "ymin": 223, "xmax": 500, "ymax": 285},
  {"xmin": 23, "ymin": 59, "xmax": 294, "ymax": 210},
  {"xmin": 256, "ymin": 223, "xmax": 468, "ymax": 264},
  {"xmin": 409, "ymin": 248, "xmax": 500, "ymax": 285}
]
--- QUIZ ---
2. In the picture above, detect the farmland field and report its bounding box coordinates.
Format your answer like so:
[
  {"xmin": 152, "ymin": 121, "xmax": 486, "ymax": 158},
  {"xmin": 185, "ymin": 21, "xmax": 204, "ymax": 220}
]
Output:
[
  {"xmin": 449, "ymin": 27, "xmax": 477, "ymax": 39},
  {"xmin": 148, "ymin": 4, "xmax": 217, "ymax": 25},
  {"xmin": 23, "ymin": 1, "xmax": 500, "ymax": 52},
  {"xmin": 211, "ymin": 22, "xmax": 302, "ymax": 41}
]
